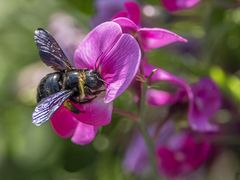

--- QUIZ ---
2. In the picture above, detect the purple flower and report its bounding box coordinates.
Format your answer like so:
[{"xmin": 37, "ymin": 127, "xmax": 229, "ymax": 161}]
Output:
[
  {"xmin": 123, "ymin": 122, "xmax": 212, "ymax": 178},
  {"xmin": 113, "ymin": 15, "xmax": 187, "ymax": 52},
  {"xmin": 162, "ymin": 0, "xmax": 200, "ymax": 12},
  {"xmin": 156, "ymin": 131, "xmax": 212, "ymax": 177},
  {"xmin": 189, "ymin": 78, "xmax": 221, "ymax": 132},
  {"xmin": 51, "ymin": 21, "xmax": 141, "ymax": 145},
  {"xmin": 123, "ymin": 122, "xmax": 175, "ymax": 174},
  {"xmin": 145, "ymin": 63, "xmax": 221, "ymax": 132}
]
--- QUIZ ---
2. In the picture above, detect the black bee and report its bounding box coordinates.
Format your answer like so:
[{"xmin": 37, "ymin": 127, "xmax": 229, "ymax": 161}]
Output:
[{"xmin": 32, "ymin": 28, "xmax": 105, "ymax": 126}]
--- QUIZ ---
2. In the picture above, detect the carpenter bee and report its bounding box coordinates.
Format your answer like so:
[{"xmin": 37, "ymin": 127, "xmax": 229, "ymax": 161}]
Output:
[{"xmin": 32, "ymin": 28, "xmax": 105, "ymax": 126}]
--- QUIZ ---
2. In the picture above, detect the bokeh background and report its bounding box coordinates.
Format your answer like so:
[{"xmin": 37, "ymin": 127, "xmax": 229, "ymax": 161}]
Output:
[{"xmin": 0, "ymin": 0, "xmax": 240, "ymax": 179}]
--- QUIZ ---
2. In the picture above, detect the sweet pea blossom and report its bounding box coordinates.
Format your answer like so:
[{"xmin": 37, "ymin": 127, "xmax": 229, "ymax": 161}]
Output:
[
  {"xmin": 123, "ymin": 121, "xmax": 212, "ymax": 178},
  {"xmin": 162, "ymin": 0, "xmax": 200, "ymax": 12},
  {"xmin": 146, "ymin": 63, "xmax": 221, "ymax": 132},
  {"xmin": 51, "ymin": 21, "xmax": 141, "ymax": 145},
  {"xmin": 113, "ymin": 4, "xmax": 187, "ymax": 51},
  {"xmin": 156, "ymin": 131, "xmax": 212, "ymax": 178}
]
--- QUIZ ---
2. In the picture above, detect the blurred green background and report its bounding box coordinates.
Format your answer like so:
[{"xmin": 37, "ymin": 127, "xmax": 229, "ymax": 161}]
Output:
[{"xmin": 0, "ymin": 0, "xmax": 240, "ymax": 179}]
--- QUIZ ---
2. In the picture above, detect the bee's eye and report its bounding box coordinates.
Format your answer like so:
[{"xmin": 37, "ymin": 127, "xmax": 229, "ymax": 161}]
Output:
[
  {"xmin": 86, "ymin": 76, "xmax": 101, "ymax": 89},
  {"xmin": 85, "ymin": 70, "xmax": 103, "ymax": 90}
]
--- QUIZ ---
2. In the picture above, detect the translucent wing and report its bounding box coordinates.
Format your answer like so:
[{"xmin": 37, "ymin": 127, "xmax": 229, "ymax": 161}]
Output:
[
  {"xmin": 32, "ymin": 90, "xmax": 73, "ymax": 126},
  {"xmin": 34, "ymin": 28, "xmax": 72, "ymax": 70}
]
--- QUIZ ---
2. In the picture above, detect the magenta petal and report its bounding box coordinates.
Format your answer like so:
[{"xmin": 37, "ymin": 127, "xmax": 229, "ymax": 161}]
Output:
[
  {"xmin": 112, "ymin": 17, "xmax": 138, "ymax": 33},
  {"xmin": 70, "ymin": 98, "xmax": 113, "ymax": 126},
  {"xmin": 188, "ymin": 112, "xmax": 219, "ymax": 132},
  {"xmin": 71, "ymin": 122, "xmax": 98, "ymax": 145},
  {"xmin": 124, "ymin": 2, "xmax": 141, "ymax": 25},
  {"xmin": 51, "ymin": 105, "xmax": 78, "ymax": 138},
  {"xmin": 74, "ymin": 22, "xmax": 122, "ymax": 69},
  {"xmin": 162, "ymin": 0, "xmax": 200, "ymax": 12},
  {"xmin": 138, "ymin": 28, "xmax": 187, "ymax": 51},
  {"xmin": 100, "ymin": 34, "xmax": 141, "ymax": 103},
  {"xmin": 143, "ymin": 61, "xmax": 190, "ymax": 93},
  {"xmin": 146, "ymin": 89, "xmax": 174, "ymax": 106},
  {"xmin": 113, "ymin": 10, "xmax": 129, "ymax": 19}
]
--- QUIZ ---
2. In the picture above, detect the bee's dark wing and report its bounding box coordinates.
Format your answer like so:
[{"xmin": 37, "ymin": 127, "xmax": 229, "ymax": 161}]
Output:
[
  {"xmin": 34, "ymin": 28, "xmax": 72, "ymax": 70},
  {"xmin": 32, "ymin": 90, "xmax": 73, "ymax": 126}
]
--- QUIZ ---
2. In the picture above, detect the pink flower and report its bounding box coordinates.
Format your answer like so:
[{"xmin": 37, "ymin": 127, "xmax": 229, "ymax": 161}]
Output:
[
  {"xmin": 145, "ymin": 63, "xmax": 221, "ymax": 132},
  {"xmin": 162, "ymin": 0, "xmax": 200, "ymax": 12},
  {"xmin": 123, "ymin": 122, "xmax": 213, "ymax": 178},
  {"xmin": 157, "ymin": 131, "xmax": 212, "ymax": 177},
  {"xmin": 112, "ymin": 2, "xmax": 187, "ymax": 51},
  {"xmin": 51, "ymin": 21, "xmax": 141, "ymax": 145},
  {"xmin": 189, "ymin": 77, "xmax": 221, "ymax": 132}
]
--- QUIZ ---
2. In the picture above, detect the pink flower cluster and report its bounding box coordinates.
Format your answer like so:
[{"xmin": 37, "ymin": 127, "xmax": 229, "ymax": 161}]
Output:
[
  {"xmin": 32, "ymin": 1, "xmax": 223, "ymax": 179},
  {"xmin": 45, "ymin": 1, "xmax": 220, "ymax": 160}
]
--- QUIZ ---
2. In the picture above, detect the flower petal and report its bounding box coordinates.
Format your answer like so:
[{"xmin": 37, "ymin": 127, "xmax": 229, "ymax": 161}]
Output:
[
  {"xmin": 74, "ymin": 21, "xmax": 122, "ymax": 69},
  {"xmin": 188, "ymin": 78, "xmax": 221, "ymax": 132},
  {"xmin": 112, "ymin": 17, "xmax": 138, "ymax": 33},
  {"xmin": 143, "ymin": 61, "xmax": 190, "ymax": 92},
  {"xmin": 69, "ymin": 98, "xmax": 113, "ymax": 126},
  {"xmin": 71, "ymin": 122, "xmax": 98, "ymax": 145},
  {"xmin": 146, "ymin": 89, "xmax": 174, "ymax": 106},
  {"xmin": 123, "ymin": 132, "xmax": 149, "ymax": 174},
  {"xmin": 162, "ymin": 0, "xmax": 200, "ymax": 12},
  {"xmin": 50, "ymin": 105, "xmax": 78, "ymax": 138},
  {"xmin": 124, "ymin": 2, "xmax": 141, "ymax": 25},
  {"xmin": 100, "ymin": 34, "xmax": 141, "ymax": 103},
  {"xmin": 138, "ymin": 28, "xmax": 187, "ymax": 51}
]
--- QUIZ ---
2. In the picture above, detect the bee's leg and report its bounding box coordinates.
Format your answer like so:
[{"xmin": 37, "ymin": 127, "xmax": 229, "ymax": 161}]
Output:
[
  {"xmin": 85, "ymin": 87, "xmax": 105, "ymax": 96},
  {"xmin": 64, "ymin": 100, "xmax": 82, "ymax": 114},
  {"xmin": 79, "ymin": 95, "xmax": 97, "ymax": 104}
]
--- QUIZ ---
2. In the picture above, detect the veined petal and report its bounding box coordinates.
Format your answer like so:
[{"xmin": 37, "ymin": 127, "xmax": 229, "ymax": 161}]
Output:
[
  {"xmin": 162, "ymin": 0, "xmax": 200, "ymax": 12},
  {"xmin": 71, "ymin": 98, "xmax": 113, "ymax": 126},
  {"xmin": 100, "ymin": 34, "xmax": 141, "ymax": 103},
  {"xmin": 112, "ymin": 17, "xmax": 138, "ymax": 33},
  {"xmin": 74, "ymin": 21, "xmax": 122, "ymax": 69},
  {"xmin": 50, "ymin": 105, "xmax": 78, "ymax": 138},
  {"xmin": 71, "ymin": 122, "xmax": 98, "ymax": 145},
  {"xmin": 138, "ymin": 28, "xmax": 187, "ymax": 51},
  {"xmin": 146, "ymin": 89, "xmax": 174, "ymax": 106}
]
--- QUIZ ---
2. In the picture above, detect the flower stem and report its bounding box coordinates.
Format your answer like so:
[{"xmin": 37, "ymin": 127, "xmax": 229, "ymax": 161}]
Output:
[
  {"xmin": 113, "ymin": 107, "xmax": 139, "ymax": 122},
  {"xmin": 137, "ymin": 80, "xmax": 159, "ymax": 178}
]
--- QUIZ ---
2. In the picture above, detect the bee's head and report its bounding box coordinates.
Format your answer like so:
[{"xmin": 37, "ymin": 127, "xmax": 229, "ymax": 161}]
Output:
[{"xmin": 85, "ymin": 70, "xmax": 104, "ymax": 90}]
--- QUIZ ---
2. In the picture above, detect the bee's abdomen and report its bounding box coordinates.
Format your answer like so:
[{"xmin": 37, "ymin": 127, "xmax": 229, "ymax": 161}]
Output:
[{"xmin": 37, "ymin": 72, "xmax": 62, "ymax": 103}]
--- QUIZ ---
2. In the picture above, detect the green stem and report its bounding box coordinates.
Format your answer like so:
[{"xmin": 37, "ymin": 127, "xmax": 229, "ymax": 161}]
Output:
[{"xmin": 137, "ymin": 81, "xmax": 159, "ymax": 178}]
